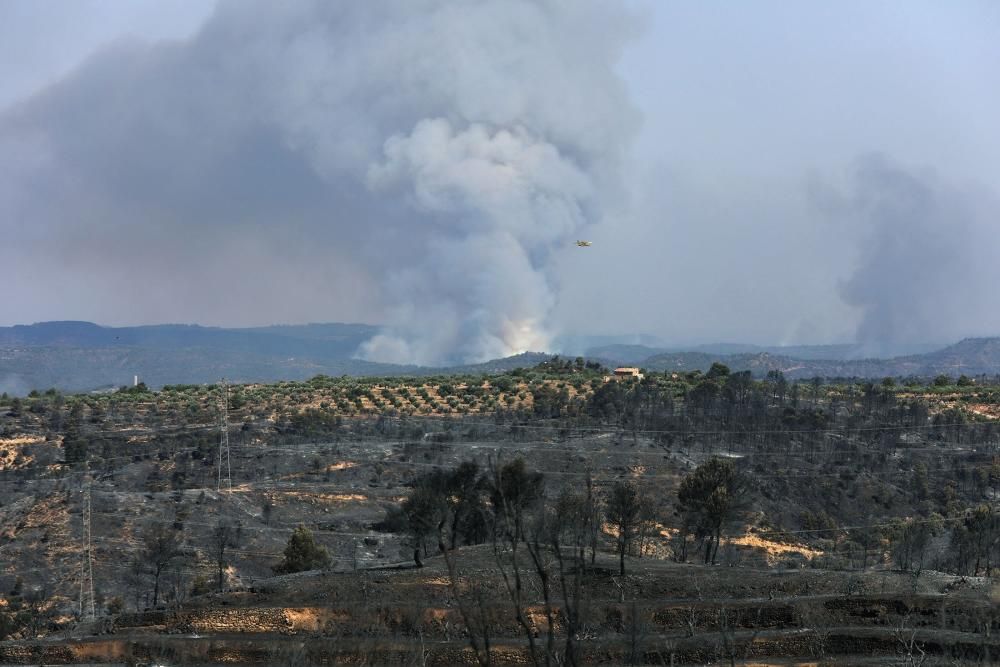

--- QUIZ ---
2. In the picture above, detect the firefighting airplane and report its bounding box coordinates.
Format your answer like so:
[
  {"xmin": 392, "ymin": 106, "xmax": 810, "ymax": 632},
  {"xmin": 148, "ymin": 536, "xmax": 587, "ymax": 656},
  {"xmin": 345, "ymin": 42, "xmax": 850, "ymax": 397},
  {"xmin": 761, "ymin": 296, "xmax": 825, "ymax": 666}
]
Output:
[{"xmin": 575, "ymin": 240, "xmax": 592, "ymax": 247}]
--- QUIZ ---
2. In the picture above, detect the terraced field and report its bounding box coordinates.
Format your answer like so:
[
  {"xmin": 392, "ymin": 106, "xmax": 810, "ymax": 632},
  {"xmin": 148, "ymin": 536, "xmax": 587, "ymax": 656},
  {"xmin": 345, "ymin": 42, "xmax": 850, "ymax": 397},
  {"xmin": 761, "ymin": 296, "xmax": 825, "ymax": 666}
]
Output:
[{"xmin": 3, "ymin": 552, "xmax": 997, "ymax": 665}]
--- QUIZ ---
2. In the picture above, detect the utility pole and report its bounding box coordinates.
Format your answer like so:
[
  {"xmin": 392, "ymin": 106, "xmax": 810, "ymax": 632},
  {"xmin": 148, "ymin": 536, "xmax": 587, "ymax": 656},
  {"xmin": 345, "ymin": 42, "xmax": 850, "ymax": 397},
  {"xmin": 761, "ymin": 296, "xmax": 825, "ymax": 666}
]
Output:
[
  {"xmin": 218, "ymin": 378, "xmax": 231, "ymax": 492},
  {"xmin": 79, "ymin": 473, "xmax": 95, "ymax": 621}
]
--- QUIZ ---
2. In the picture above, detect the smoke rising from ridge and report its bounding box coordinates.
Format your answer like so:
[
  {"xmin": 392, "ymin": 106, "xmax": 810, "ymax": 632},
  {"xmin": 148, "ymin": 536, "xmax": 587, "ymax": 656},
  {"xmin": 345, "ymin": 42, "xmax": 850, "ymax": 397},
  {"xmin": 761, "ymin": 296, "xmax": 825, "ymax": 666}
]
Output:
[
  {"xmin": 361, "ymin": 119, "xmax": 595, "ymax": 363},
  {"xmin": 822, "ymin": 155, "xmax": 1000, "ymax": 355},
  {"xmin": 0, "ymin": 0, "xmax": 639, "ymax": 364},
  {"xmin": 5, "ymin": 2, "xmax": 999, "ymax": 355}
]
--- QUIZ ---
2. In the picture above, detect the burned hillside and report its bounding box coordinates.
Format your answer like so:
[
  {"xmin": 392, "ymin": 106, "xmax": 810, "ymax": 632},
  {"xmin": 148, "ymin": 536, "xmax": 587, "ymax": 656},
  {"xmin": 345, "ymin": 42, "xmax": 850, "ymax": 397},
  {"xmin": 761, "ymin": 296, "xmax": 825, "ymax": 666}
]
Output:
[{"xmin": 0, "ymin": 363, "xmax": 998, "ymax": 664}]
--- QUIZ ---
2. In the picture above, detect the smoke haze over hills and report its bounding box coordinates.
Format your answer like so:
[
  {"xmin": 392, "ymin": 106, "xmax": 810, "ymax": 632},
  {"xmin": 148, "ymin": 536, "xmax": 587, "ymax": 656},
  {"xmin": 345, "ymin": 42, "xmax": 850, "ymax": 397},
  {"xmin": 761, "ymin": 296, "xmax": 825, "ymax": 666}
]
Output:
[
  {"xmin": 3, "ymin": 321, "xmax": 1000, "ymax": 395},
  {"xmin": 1, "ymin": 1, "xmax": 999, "ymax": 362},
  {"xmin": 825, "ymin": 155, "xmax": 1000, "ymax": 356}
]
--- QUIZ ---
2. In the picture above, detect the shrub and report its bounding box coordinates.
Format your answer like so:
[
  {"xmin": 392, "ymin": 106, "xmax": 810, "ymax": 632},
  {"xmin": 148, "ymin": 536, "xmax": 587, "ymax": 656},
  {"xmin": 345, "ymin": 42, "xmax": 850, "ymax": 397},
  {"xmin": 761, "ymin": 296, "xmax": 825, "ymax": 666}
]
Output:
[{"xmin": 273, "ymin": 526, "xmax": 331, "ymax": 574}]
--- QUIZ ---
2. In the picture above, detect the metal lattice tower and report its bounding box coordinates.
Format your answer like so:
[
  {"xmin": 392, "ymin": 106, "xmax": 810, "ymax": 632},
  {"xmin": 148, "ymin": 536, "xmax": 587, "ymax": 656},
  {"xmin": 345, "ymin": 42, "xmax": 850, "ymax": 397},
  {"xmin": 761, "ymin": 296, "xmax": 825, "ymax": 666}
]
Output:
[
  {"xmin": 79, "ymin": 478, "xmax": 95, "ymax": 621},
  {"xmin": 218, "ymin": 378, "xmax": 232, "ymax": 491}
]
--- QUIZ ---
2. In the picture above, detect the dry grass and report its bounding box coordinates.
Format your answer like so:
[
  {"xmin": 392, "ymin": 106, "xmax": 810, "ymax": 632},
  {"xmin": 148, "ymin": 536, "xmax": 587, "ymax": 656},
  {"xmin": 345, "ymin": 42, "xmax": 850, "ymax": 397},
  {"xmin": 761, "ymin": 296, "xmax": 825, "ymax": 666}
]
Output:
[
  {"xmin": 726, "ymin": 533, "xmax": 823, "ymax": 563},
  {"xmin": 284, "ymin": 607, "xmax": 349, "ymax": 632},
  {"xmin": 0, "ymin": 435, "xmax": 42, "ymax": 470}
]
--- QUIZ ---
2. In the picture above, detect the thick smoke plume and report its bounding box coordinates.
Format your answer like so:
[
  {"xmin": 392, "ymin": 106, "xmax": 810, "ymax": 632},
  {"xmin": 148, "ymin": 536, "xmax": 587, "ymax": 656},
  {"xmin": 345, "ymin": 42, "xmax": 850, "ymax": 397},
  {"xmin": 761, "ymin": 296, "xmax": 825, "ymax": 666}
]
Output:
[
  {"xmin": 0, "ymin": 0, "xmax": 639, "ymax": 365},
  {"xmin": 825, "ymin": 155, "xmax": 1000, "ymax": 355},
  {"xmin": 361, "ymin": 119, "xmax": 594, "ymax": 363}
]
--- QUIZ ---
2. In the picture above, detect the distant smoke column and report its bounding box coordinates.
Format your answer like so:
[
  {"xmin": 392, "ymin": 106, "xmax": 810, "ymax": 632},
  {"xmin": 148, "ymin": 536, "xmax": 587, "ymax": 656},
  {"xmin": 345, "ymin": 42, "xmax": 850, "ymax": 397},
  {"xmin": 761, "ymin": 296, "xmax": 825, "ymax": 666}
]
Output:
[
  {"xmin": 0, "ymin": 0, "xmax": 640, "ymax": 366},
  {"xmin": 306, "ymin": 1, "xmax": 642, "ymax": 366},
  {"xmin": 837, "ymin": 155, "xmax": 994, "ymax": 354},
  {"xmin": 360, "ymin": 120, "xmax": 595, "ymax": 365}
]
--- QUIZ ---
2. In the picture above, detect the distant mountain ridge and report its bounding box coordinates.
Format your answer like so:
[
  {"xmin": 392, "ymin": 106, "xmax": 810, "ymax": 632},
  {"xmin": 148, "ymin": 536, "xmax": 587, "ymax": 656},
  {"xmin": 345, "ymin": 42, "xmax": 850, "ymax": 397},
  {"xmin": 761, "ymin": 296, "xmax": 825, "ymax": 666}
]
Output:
[
  {"xmin": 634, "ymin": 338, "xmax": 1000, "ymax": 379},
  {"xmin": 0, "ymin": 320, "xmax": 379, "ymax": 358},
  {"xmin": 0, "ymin": 322, "xmax": 553, "ymax": 394},
  {"xmin": 1, "ymin": 321, "xmax": 999, "ymax": 395},
  {"xmin": 584, "ymin": 341, "xmax": 944, "ymax": 363}
]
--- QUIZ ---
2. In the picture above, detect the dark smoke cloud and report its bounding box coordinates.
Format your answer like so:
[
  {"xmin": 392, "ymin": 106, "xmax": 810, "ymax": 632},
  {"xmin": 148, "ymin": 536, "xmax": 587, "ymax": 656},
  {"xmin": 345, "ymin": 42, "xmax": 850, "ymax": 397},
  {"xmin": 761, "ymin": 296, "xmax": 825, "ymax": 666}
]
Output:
[
  {"xmin": 0, "ymin": 1, "xmax": 639, "ymax": 364},
  {"xmin": 819, "ymin": 155, "xmax": 1000, "ymax": 355}
]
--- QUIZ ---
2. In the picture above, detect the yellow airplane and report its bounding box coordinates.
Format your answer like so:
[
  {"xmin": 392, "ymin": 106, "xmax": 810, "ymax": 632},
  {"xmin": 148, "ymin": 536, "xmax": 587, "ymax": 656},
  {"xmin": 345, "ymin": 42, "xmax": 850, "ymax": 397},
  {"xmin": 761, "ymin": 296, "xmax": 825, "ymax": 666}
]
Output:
[{"xmin": 575, "ymin": 240, "xmax": 592, "ymax": 247}]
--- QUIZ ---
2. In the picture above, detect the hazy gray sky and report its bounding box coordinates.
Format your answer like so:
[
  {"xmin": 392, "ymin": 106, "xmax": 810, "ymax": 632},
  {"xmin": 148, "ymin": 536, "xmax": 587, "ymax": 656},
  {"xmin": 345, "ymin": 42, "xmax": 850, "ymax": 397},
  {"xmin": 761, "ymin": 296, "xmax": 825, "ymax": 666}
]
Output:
[
  {"xmin": 555, "ymin": 1, "xmax": 1000, "ymax": 348},
  {"xmin": 2, "ymin": 1, "xmax": 998, "ymax": 359}
]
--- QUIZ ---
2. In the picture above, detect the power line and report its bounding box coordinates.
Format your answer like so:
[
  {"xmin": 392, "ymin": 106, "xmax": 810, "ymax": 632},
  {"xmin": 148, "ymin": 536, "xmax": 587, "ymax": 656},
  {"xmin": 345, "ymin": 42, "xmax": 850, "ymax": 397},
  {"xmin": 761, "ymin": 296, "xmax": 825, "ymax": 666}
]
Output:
[
  {"xmin": 11, "ymin": 391, "xmax": 1000, "ymax": 439},
  {"xmin": 2, "ymin": 407, "xmax": 997, "ymax": 492},
  {"xmin": 753, "ymin": 514, "xmax": 974, "ymax": 537},
  {"xmin": 379, "ymin": 412, "xmax": 1000, "ymax": 437},
  {"xmin": 1, "ymin": 433, "xmax": 996, "ymax": 492},
  {"xmin": 88, "ymin": 515, "xmax": 385, "ymax": 539}
]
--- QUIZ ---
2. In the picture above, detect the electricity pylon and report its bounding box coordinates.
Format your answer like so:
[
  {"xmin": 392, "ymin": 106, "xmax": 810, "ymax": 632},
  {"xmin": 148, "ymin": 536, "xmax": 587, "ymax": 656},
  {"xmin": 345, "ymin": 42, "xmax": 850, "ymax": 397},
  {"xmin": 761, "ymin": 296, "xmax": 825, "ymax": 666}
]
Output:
[
  {"xmin": 79, "ymin": 475, "xmax": 95, "ymax": 620},
  {"xmin": 218, "ymin": 378, "xmax": 231, "ymax": 491}
]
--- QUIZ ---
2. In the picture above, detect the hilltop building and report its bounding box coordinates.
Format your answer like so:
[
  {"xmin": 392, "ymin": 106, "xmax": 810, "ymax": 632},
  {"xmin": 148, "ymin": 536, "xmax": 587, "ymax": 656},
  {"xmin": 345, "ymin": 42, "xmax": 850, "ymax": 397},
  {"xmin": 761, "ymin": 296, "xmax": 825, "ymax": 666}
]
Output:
[{"xmin": 608, "ymin": 367, "xmax": 644, "ymax": 382}]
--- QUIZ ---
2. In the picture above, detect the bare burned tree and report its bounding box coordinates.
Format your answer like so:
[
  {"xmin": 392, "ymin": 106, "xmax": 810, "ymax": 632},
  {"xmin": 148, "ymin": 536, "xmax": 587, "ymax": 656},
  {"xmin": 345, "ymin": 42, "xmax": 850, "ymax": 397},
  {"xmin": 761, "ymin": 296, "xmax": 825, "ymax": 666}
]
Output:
[
  {"xmin": 125, "ymin": 557, "xmax": 147, "ymax": 612},
  {"xmin": 437, "ymin": 525, "xmax": 493, "ymax": 667},
  {"xmin": 606, "ymin": 481, "xmax": 643, "ymax": 576},
  {"xmin": 488, "ymin": 457, "xmax": 546, "ymax": 666},
  {"xmin": 140, "ymin": 522, "xmax": 184, "ymax": 608},
  {"xmin": 625, "ymin": 597, "xmax": 648, "ymax": 666},
  {"xmin": 523, "ymin": 503, "xmax": 560, "ymax": 666},
  {"xmin": 499, "ymin": 463, "xmax": 607, "ymax": 667},
  {"xmin": 795, "ymin": 602, "xmax": 832, "ymax": 660},
  {"xmin": 894, "ymin": 613, "xmax": 928, "ymax": 667},
  {"xmin": 211, "ymin": 519, "xmax": 242, "ymax": 592},
  {"xmin": 716, "ymin": 606, "xmax": 763, "ymax": 667},
  {"xmin": 546, "ymin": 475, "xmax": 600, "ymax": 667},
  {"xmin": 411, "ymin": 458, "xmax": 599, "ymax": 667}
]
